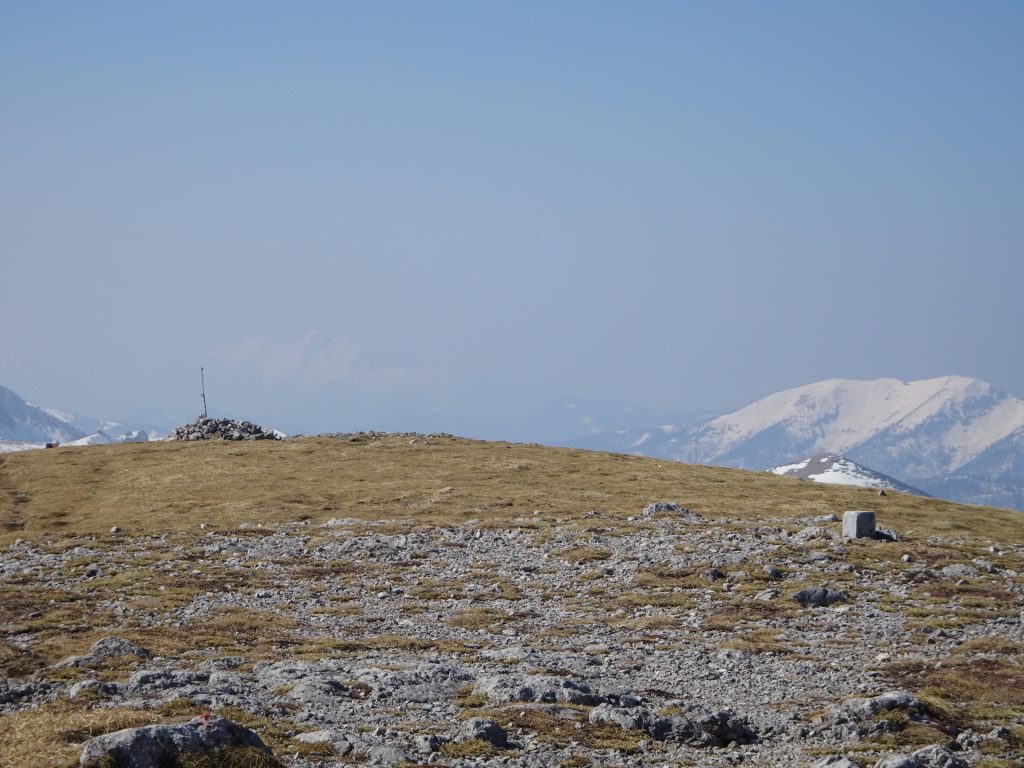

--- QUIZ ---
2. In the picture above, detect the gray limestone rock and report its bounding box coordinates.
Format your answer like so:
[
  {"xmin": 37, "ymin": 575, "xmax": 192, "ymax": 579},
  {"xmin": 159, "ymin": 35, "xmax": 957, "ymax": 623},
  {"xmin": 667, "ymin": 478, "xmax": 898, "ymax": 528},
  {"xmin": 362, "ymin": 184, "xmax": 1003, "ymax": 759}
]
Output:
[
  {"xmin": 843, "ymin": 511, "xmax": 876, "ymax": 539},
  {"xmin": 875, "ymin": 756, "xmax": 921, "ymax": 768},
  {"xmin": 56, "ymin": 637, "xmax": 151, "ymax": 669},
  {"xmin": 588, "ymin": 703, "xmax": 658, "ymax": 732},
  {"xmin": 812, "ymin": 757, "xmax": 861, "ymax": 768},
  {"xmin": 79, "ymin": 715, "xmax": 273, "ymax": 768},
  {"xmin": 827, "ymin": 690, "xmax": 922, "ymax": 725},
  {"xmin": 68, "ymin": 679, "xmax": 120, "ymax": 700},
  {"xmin": 0, "ymin": 677, "xmax": 44, "ymax": 705},
  {"xmin": 473, "ymin": 674, "xmax": 604, "ymax": 706},
  {"xmin": 793, "ymin": 586, "xmax": 848, "ymax": 608},
  {"xmin": 911, "ymin": 744, "xmax": 970, "ymax": 768},
  {"xmin": 413, "ymin": 733, "xmax": 449, "ymax": 753},
  {"xmin": 587, "ymin": 703, "xmax": 757, "ymax": 747},
  {"xmin": 641, "ymin": 502, "xmax": 695, "ymax": 518},
  {"xmin": 873, "ymin": 746, "xmax": 969, "ymax": 768},
  {"xmin": 939, "ymin": 563, "xmax": 978, "ymax": 580},
  {"xmin": 456, "ymin": 717, "xmax": 508, "ymax": 747},
  {"xmin": 171, "ymin": 417, "xmax": 282, "ymax": 441}
]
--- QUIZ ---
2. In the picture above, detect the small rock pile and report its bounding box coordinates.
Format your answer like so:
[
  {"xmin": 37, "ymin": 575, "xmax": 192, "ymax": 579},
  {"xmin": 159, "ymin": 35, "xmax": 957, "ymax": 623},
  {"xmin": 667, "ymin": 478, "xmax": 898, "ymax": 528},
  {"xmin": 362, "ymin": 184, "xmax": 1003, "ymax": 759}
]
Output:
[{"xmin": 170, "ymin": 417, "xmax": 283, "ymax": 442}]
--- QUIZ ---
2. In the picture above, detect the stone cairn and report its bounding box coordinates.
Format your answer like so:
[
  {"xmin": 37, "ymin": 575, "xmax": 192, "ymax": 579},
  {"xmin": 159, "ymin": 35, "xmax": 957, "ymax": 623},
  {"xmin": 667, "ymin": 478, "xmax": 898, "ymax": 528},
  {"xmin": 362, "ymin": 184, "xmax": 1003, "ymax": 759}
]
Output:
[{"xmin": 170, "ymin": 417, "xmax": 282, "ymax": 442}]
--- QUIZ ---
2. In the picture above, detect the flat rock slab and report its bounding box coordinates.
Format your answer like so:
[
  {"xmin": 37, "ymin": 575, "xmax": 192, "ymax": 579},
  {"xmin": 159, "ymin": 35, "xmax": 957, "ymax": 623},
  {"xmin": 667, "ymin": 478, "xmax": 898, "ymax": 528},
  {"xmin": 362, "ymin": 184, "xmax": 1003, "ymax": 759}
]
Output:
[{"xmin": 80, "ymin": 715, "xmax": 275, "ymax": 768}]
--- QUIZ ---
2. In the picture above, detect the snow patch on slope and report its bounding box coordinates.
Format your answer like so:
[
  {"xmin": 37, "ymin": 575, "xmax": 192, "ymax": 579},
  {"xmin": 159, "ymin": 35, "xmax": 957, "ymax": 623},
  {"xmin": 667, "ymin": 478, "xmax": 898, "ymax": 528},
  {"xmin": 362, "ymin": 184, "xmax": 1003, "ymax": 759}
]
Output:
[
  {"xmin": 771, "ymin": 453, "xmax": 928, "ymax": 495},
  {"xmin": 0, "ymin": 440, "xmax": 45, "ymax": 453}
]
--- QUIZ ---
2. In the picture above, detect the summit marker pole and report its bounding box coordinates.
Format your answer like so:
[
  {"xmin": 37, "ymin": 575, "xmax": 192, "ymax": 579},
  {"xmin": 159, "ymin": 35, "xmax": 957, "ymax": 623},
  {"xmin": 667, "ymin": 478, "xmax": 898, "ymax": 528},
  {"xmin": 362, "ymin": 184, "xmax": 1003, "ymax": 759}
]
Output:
[{"xmin": 200, "ymin": 367, "xmax": 208, "ymax": 419}]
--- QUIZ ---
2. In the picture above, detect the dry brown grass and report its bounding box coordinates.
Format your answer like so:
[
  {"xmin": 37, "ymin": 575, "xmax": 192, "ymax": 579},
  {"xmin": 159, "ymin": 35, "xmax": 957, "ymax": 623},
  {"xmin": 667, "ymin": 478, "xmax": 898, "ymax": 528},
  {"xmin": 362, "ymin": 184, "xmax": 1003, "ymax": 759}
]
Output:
[
  {"xmin": 883, "ymin": 654, "xmax": 1024, "ymax": 727},
  {"xmin": 478, "ymin": 705, "xmax": 645, "ymax": 751},
  {"xmin": 0, "ymin": 702, "xmax": 168, "ymax": 768},
  {"xmin": 555, "ymin": 546, "xmax": 611, "ymax": 564},
  {"xmin": 2, "ymin": 436, "xmax": 1019, "ymax": 541}
]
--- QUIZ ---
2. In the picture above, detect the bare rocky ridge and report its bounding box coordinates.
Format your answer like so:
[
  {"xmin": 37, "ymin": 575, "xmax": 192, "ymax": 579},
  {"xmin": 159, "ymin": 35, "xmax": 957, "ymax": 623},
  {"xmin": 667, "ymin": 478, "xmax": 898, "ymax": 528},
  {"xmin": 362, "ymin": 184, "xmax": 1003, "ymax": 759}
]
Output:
[{"xmin": 2, "ymin": 504, "xmax": 1021, "ymax": 767}]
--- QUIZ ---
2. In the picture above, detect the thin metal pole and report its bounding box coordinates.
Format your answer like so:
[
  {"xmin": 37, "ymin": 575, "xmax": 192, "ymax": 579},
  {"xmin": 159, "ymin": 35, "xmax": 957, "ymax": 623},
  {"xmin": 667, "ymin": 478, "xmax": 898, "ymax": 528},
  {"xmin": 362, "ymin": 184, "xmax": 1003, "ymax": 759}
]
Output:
[{"xmin": 200, "ymin": 367, "xmax": 208, "ymax": 418}]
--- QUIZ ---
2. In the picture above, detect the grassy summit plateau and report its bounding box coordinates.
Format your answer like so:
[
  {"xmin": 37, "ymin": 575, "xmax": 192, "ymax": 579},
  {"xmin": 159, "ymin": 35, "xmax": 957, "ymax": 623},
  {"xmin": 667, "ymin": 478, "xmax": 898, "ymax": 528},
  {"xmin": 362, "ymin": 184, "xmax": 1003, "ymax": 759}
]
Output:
[
  {"xmin": 2, "ymin": 434, "xmax": 1019, "ymax": 539},
  {"xmin": 1, "ymin": 435, "xmax": 1022, "ymax": 768}
]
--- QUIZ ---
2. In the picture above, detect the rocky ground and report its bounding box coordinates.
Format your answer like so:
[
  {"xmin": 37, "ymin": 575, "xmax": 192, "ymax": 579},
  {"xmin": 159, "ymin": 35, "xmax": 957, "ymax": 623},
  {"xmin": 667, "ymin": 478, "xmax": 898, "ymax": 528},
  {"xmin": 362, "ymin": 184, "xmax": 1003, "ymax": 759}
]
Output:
[
  {"xmin": 2, "ymin": 501, "xmax": 1023, "ymax": 767},
  {"xmin": 170, "ymin": 417, "xmax": 284, "ymax": 441}
]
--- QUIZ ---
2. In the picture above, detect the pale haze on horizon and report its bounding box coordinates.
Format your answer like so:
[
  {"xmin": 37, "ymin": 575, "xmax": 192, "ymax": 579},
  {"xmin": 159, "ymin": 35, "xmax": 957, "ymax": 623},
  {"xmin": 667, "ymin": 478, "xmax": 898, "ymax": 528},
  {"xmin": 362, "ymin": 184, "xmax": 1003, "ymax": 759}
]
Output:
[{"xmin": 2, "ymin": 2, "xmax": 1022, "ymax": 439}]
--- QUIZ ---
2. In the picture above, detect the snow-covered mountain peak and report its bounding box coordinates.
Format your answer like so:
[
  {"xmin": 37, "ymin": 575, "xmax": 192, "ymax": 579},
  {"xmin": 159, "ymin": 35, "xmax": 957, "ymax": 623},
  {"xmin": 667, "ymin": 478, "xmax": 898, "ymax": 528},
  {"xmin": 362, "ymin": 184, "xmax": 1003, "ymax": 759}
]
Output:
[{"xmin": 703, "ymin": 376, "xmax": 1024, "ymax": 464}]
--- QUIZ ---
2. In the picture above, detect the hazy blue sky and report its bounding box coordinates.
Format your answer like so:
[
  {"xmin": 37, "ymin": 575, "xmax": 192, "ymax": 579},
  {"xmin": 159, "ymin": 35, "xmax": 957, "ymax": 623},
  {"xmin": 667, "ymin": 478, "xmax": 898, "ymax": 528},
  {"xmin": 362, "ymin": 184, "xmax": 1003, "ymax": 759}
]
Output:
[{"xmin": 2, "ymin": 1, "xmax": 1022, "ymax": 437}]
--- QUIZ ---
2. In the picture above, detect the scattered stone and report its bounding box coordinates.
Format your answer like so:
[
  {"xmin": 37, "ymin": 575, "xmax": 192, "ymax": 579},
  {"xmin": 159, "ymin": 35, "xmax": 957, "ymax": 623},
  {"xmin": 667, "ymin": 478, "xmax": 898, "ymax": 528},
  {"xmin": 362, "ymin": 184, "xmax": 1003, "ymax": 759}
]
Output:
[
  {"xmin": 0, "ymin": 500, "xmax": 1017, "ymax": 768},
  {"xmin": 793, "ymin": 526, "xmax": 834, "ymax": 543}
]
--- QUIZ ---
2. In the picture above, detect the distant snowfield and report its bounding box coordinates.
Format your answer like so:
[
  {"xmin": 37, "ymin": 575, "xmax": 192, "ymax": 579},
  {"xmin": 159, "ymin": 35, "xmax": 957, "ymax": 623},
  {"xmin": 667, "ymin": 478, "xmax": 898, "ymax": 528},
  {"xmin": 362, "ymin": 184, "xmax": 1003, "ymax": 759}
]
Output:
[
  {"xmin": 771, "ymin": 459, "xmax": 810, "ymax": 475},
  {"xmin": 0, "ymin": 440, "xmax": 44, "ymax": 453},
  {"xmin": 770, "ymin": 453, "xmax": 929, "ymax": 496}
]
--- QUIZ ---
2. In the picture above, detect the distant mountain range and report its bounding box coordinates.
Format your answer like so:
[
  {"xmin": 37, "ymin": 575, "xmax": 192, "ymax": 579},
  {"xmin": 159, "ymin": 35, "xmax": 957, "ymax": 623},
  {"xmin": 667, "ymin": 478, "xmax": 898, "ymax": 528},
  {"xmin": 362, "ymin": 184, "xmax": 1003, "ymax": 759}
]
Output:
[
  {"xmin": 0, "ymin": 385, "xmax": 159, "ymax": 451},
  {"xmin": 0, "ymin": 385, "xmax": 91, "ymax": 444},
  {"xmin": 571, "ymin": 376, "xmax": 1024, "ymax": 512}
]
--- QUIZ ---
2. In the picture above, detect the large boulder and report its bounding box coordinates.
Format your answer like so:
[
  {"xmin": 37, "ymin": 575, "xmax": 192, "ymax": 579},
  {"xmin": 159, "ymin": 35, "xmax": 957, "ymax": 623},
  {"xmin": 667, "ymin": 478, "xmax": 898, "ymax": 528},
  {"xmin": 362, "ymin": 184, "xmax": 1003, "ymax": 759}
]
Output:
[
  {"xmin": 79, "ymin": 715, "xmax": 278, "ymax": 768},
  {"xmin": 588, "ymin": 703, "xmax": 757, "ymax": 747},
  {"xmin": 874, "ymin": 744, "xmax": 969, "ymax": 768},
  {"xmin": 456, "ymin": 717, "xmax": 508, "ymax": 748},
  {"xmin": 473, "ymin": 674, "xmax": 605, "ymax": 706},
  {"xmin": 792, "ymin": 586, "xmax": 848, "ymax": 608},
  {"xmin": 827, "ymin": 691, "xmax": 923, "ymax": 724},
  {"xmin": 57, "ymin": 637, "xmax": 151, "ymax": 669}
]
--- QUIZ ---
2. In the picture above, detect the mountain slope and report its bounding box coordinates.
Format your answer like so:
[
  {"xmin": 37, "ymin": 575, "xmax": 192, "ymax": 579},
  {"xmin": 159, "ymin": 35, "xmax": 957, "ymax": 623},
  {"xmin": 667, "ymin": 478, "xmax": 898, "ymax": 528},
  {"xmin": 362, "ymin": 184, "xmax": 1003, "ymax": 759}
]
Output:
[
  {"xmin": 572, "ymin": 376, "xmax": 1024, "ymax": 511},
  {"xmin": 0, "ymin": 385, "xmax": 87, "ymax": 443}
]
